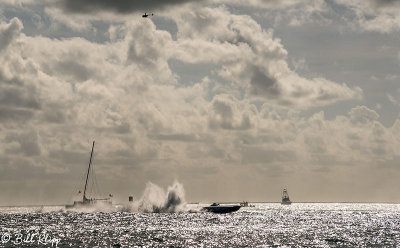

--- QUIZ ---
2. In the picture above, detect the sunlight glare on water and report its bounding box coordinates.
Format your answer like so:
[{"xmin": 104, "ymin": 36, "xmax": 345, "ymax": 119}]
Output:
[{"xmin": 0, "ymin": 203, "xmax": 400, "ymax": 247}]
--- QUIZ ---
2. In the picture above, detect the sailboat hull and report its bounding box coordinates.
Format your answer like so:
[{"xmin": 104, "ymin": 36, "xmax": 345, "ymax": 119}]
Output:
[{"xmin": 66, "ymin": 199, "xmax": 112, "ymax": 209}]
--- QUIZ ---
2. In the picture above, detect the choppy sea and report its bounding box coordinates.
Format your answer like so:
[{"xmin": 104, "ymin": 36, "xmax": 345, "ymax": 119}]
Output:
[{"xmin": 1, "ymin": 203, "xmax": 400, "ymax": 247}]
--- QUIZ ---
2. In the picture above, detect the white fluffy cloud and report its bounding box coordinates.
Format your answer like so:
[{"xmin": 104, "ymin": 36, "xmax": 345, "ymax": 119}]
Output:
[
  {"xmin": 0, "ymin": 2, "xmax": 399, "ymax": 204},
  {"xmin": 170, "ymin": 6, "xmax": 361, "ymax": 108},
  {"xmin": 334, "ymin": 0, "xmax": 400, "ymax": 32}
]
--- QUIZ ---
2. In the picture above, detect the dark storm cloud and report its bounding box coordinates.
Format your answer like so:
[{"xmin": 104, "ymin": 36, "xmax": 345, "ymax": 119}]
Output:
[
  {"xmin": 0, "ymin": 88, "xmax": 40, "ymax": 110},
  {"xmin": 57, "ymin": 0, "xmax": 205, "ymax": 14},
  {"xmin": 249, "ymin": 66, "xmax": 280, "ymax": 98}
]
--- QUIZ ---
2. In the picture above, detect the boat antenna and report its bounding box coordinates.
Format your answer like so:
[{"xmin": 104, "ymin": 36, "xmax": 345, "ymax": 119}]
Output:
[{"xmin": 83, "ymin": 140, "xmax": 95, "ymax": 201}]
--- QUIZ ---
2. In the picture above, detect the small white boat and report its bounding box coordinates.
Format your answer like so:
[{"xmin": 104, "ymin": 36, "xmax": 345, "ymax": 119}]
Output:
[
  {"xmin": 281, "ymin": 189, "xmax": 292, "ymax": 205},
  {"xmin": 240, "ymin": 201, "xmax": 255, "ymax": 207}
]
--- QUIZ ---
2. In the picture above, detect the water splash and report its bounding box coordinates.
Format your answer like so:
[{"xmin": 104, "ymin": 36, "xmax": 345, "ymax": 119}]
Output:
[{"xmin": 122, "ymin": 181, "xmax": 187, "ymax": 213}]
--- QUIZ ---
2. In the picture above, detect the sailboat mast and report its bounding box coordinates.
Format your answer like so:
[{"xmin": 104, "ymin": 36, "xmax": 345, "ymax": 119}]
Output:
[{"xmin": 83, "ymin": 141, "xmax": 95, "ymax": 201}]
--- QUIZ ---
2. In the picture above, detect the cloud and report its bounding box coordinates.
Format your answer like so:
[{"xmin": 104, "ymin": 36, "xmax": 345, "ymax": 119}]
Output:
[
  {"xmin": 148, "ymin": 133, "xmax": 204, "ymax": 142},
  {"xmin": 398, "ymin": 51, "xmax": 400, "ymax": 64},
  {"xmin": 208, "ymin": 94, "xmax": 257, "ymax": 130},
  {"xmin": 1, "ymin": 4, "xmax": 400, "ymax": 204},
  {"xmin": 348, "ymin": 105, "xmax": 379, "ymax": 124},
  {"xmin": 242, "ymin": 147, "xmax": 296, "ymax": 164},
  {"xmin": 0, "ymin": 87, "xmax": 40, "ymax": 110},
  {"xmin": 368, "ymin": 0, "xmax": 400, "ymax": 8},
  {"xmin": 0, "ymin": 108, "xmax": 34, "ymax": 122},
  {"xmin": 44, "ymin": 7, "xmax": 93, "ymax": 32},
  {"xmin": 0, "ymin": 18, "xmax": 42, "ymax": 124},
  {"xmin": 334, "ymin": 0, "xmax": 400, "ymax": 32},
  {"xmin": 0, "ymin": 17, "xmax": 23, "ymax": 52},
  {"xmin": 215, "ymin": 0, "xmax": 324, "ymax": 10},
  {"xmin": 55, "ymin": 0, "xmax": 204, "ymax": 14},
  {"xmin": 387, "ymin": 89, "xmax": 400, "ymax": 106},
  {"xmin": 0, "ymin": 0, "xmax": 36, "ymax": 6},
  {"xmin": 214, "ymin": 0, "xmax": 330, "ymax": 27},
  {"xmin": 170, "ymin": 6, "xmax": 362, "ymax": 108},
  {"xmin": 5, "ymin": 130, "xmax": 41, "ymax": 156},
  {"xmin": 0, "ymin": 15, "xmax": 206, "ymax": 195},
  {"xmin": 125, "ymin": 20, "xmax": 173, "ymax": 77}
]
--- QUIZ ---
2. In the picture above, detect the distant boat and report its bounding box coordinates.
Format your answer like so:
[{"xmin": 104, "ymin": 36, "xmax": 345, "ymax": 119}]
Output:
[
  {"xmin": 281, "ymin": 189, "xmax": 292, "ymax": 205},
  {"xmin": 142, "ymin": 12, "xmax": 154, "ymax": 18},
  {"xmin": 240, "ymin": 201, "xmax": 255, "ymax": 207},
  {"xmin": 203, "ymin": 203, "xmax": 241, "ymax": 213},
  {"xmin": 66, "ymin": 141, "xmax": 112, "ymax": 209}
]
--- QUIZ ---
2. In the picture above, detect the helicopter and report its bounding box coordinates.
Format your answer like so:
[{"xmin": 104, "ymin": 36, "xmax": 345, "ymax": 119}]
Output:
[{"xmin": 142, "ymin": 13, "xmax": 154, "ymax": 18}]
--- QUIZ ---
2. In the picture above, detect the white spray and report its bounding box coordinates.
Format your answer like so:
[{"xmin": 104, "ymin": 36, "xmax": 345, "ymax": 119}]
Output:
[{"xmin": 122, "ymin": 181, "xmax": 187, "ymax": 213}]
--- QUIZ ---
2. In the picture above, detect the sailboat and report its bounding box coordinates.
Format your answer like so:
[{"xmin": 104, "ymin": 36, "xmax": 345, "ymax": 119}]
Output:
[
  {"xmin": 66, "ymin": 141, "xmax": 112, "ymax": 209},
  {"xmin": 281, "ymin": 188, "xmax": 292, "ymax": 205}
]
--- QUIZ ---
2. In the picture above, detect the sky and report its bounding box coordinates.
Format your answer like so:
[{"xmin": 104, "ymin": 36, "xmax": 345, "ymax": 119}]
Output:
[{"xmin": 1, "ymin": 0, "xmax": 400, "ymax": 205}]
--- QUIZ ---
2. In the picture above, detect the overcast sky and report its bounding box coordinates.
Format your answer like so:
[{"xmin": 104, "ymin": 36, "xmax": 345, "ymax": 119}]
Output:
[{"xmin": 1, "ymin": 0, "xmax": 400, "ymax": 205}]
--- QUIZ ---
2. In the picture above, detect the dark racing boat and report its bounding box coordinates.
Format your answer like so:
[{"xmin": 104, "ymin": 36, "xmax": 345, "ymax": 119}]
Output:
[{"xmin": 203, "ymin": 203, "xmax": 241, "ymax": 213}]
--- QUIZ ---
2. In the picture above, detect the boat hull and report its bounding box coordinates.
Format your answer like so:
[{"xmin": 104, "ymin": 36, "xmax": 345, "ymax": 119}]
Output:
[
  {"xmin": 203, "ymin": 205, "xmax": 241, "ymax": 213},
  {"xmin": 65, "ymin": 199, "xmax": 112, "ymax": 209}
]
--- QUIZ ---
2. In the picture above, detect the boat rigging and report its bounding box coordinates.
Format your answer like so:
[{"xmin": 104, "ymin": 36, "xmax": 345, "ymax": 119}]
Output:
[{"xmin": 66, "ymin": 141, "xmax": 112, "ymax": 209}]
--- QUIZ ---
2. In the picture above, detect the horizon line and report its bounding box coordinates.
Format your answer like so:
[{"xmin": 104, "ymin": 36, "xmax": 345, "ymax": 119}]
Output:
[{"xmin": 1, "ymin": 201, "xmax": 400, "ymax": 208}]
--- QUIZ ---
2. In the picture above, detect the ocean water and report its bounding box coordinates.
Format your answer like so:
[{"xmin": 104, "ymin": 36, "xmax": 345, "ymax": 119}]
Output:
[{"xmin": 0, "ymin": 203, "xmax": 400, "ymax": 247}]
